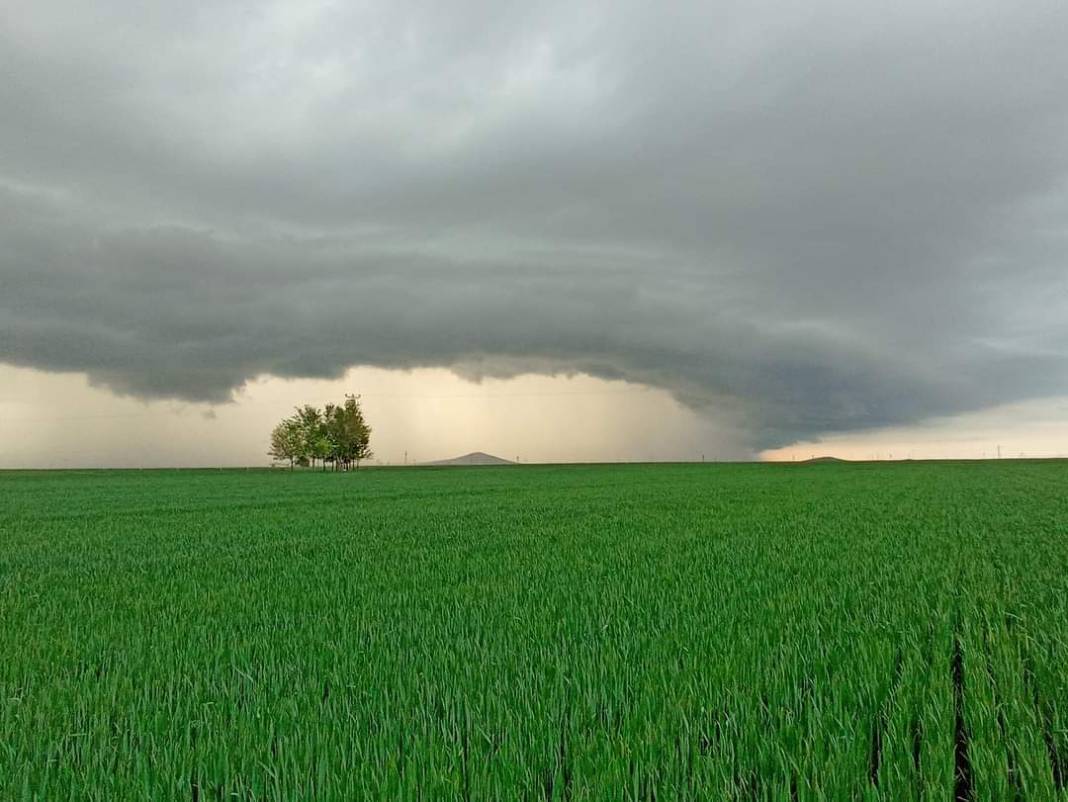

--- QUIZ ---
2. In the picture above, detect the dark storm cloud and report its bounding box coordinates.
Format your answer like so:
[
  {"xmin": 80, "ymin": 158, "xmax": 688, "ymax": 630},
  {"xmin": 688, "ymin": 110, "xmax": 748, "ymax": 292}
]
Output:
[{"xmin": 3, "ymin": 0, "xmax": 1068, "ymax": 448}]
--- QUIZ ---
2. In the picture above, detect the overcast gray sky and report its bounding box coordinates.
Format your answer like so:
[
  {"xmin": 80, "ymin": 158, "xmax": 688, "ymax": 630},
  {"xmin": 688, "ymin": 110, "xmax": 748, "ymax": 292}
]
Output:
[{"xmin": 2, "ymin": 0, "xmax": 1068, "ymax": 464}]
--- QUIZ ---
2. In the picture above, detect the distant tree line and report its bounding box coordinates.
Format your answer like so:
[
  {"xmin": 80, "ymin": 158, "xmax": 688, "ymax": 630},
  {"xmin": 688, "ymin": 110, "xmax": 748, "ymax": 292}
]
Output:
[{"xmin": 269, "ymin": 395, "xmax": 372, "ymax": 471}]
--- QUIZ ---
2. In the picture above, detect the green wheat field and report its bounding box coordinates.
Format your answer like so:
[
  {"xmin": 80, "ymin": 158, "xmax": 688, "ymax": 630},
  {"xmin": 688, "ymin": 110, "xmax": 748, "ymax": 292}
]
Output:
[{"xmin": 2, "ymin": 462, "xmax": 1067, "ymax": 800}]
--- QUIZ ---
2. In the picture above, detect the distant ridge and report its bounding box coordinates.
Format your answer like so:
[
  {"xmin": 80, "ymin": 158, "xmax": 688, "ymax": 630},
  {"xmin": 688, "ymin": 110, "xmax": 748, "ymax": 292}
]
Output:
[
  {"xmin": 425, "ymin": 451, "xmax": 515, "ymax": 466},
  {"xmin": 800, "ymin": 456, "xmax": 848, "ymax": 463}
]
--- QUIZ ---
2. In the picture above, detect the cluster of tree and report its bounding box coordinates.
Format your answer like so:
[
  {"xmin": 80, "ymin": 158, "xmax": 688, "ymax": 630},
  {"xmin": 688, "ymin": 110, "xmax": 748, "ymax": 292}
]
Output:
[{"xmin": 269, "ymin": 395, "xmax": 372, "ymax": 470}]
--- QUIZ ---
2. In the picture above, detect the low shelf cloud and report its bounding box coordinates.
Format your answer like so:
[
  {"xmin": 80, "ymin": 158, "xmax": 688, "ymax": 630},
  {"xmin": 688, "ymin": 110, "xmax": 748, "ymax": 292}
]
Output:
[{"xmin": 3, "ymin": 0, "xmax": 1068, "ymax": 453}]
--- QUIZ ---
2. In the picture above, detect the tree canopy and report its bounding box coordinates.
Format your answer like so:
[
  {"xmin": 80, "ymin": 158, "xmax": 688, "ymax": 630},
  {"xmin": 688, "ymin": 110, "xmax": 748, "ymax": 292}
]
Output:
[{"xmin": 269, "ymin": 395, "xmax": 372, "ymax": 470}]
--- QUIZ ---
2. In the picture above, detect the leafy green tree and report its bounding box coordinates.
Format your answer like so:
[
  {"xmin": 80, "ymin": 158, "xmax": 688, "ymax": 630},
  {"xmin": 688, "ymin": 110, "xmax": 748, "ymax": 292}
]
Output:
[
  {"xmin": 294, "ymin": 405, "xmax": 324, "ymax": 469},
  {"xmin": 311, "ymin": 432, "xmax": 332, "ymax": 471},
  {"xmin": 270, "ymin": 396, "xmax": 371, "ymax": 471},
  {"xmin": 327, "ymin": 394, "xmax": 372, "ymax": 470},
  {"xmin": 268, "ymin": 417, "xmax": 302, "ymax": 469},
  {"xmin": 322, "ymin": 402, "xmax": 341, "ymax": 470},
  {"xmin": 346, "ymin": 394, "xmax": 373, "ymax": 470}
]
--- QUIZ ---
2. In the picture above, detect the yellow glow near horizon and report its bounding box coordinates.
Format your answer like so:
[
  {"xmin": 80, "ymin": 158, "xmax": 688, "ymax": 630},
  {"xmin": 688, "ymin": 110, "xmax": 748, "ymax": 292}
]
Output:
[
  {"xmin": 761, "ymin": 397, "xmax": 1068, "ymax": 462},
  {"xmin": 3, "ymin": 364, "xmax": 1067, "ymax": 467},
  {"xmin": 0, "ymin": 364, "xmax": 744, "ymax": 468}
]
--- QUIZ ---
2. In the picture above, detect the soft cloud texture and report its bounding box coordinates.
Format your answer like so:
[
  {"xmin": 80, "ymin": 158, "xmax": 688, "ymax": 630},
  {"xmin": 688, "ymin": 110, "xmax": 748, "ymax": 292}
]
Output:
[{"xmin": 3, "ymin": 0, "xmax": 1068, "ymax": 451}]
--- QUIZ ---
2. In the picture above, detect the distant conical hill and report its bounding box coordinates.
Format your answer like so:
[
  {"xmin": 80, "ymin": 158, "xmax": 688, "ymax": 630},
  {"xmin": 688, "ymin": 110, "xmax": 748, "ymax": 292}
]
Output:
[{"xmin": 424, "ymin": 452, "xmax": 515, "ymax": 466}]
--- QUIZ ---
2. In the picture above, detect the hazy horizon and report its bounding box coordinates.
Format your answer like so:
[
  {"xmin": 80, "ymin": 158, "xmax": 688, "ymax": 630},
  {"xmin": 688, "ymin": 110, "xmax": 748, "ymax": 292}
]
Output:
[
  {"xmin": 4, "ymin": 364, "xmax": 1067, "ymax": 469},
  {"xmin": 3, "ymin": 0, "xmax": 1068, "ymax": 466}
]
